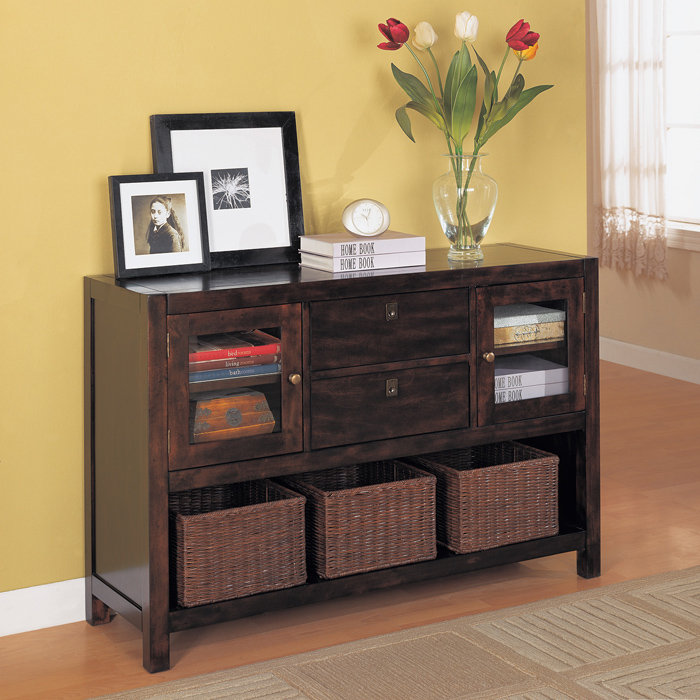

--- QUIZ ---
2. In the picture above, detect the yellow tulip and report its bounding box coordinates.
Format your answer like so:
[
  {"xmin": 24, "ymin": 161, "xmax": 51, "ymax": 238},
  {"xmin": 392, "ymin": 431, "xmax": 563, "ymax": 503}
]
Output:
[{"xmin": 513, "ymin": 41, "xmax": 539, "ymax": 61}]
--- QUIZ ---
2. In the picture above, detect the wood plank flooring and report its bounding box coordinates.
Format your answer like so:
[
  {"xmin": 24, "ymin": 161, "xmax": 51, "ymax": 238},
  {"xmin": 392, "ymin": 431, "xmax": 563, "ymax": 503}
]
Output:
[{"xmin": 1, "ymin": 361, "xmax": 699, "ymax": 699}]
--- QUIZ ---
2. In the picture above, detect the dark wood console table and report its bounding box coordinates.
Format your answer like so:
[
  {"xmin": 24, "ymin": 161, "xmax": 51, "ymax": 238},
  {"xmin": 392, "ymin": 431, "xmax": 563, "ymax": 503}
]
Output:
[{"xmin": 85, "ymin": 244, "xmax": 600, "ymax": 672}]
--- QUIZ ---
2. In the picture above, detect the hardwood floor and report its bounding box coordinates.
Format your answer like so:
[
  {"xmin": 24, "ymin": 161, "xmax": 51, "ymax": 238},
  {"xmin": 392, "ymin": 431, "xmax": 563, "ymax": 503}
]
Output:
[{"xmin": 2, "ymin": 361, "xmax": 699, "ymax": 699}]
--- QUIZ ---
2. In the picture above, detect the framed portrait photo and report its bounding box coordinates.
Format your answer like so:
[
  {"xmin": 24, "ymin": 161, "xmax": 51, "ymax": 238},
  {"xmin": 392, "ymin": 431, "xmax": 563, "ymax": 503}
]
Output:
[
  {"xmin": 109, "ymin": 172, "xmax": 210, "ymax": 279},
  {"xmin": 150, "ymin": 112, "xmax": 304, "ymax": 269}
]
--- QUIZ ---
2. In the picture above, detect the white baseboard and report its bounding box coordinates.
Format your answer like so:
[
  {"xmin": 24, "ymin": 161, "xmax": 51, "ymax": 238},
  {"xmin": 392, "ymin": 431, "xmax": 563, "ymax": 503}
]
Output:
[
  {"xmin": 0, "ymin": 578, "xmax": 86, "ymax": 637},
  {"xmin": 600, "ymin": 337, "xmax": 700, "ymax": 384}
]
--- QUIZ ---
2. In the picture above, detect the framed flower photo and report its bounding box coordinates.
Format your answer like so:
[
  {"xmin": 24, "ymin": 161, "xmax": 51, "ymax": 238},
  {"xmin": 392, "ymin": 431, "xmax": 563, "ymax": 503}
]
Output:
[
  {"xmin": 150, "ymin": 112, "xmax": 304, "ymax": 269},
  {"xmin": 109, "ymin": 172, "xmax": 211, "ymax": 279}
]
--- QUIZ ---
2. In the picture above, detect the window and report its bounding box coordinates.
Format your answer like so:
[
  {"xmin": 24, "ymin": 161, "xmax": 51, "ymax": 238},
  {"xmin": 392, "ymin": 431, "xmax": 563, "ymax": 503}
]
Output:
[{"xmin": 665, "ymin": 0, "xmax": 700, "ymax": 250}]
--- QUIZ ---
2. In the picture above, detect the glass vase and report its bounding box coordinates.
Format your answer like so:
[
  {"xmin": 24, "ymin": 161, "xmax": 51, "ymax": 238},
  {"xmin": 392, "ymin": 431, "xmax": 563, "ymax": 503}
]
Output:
[{"xmin": 432, "ymin": 154, "xmax": 498, "ymax": 261}]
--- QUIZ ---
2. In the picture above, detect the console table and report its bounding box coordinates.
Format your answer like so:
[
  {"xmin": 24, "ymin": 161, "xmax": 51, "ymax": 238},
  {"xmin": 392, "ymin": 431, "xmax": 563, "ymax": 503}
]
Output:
[{"xmin": 84, "ymin": 244, "xmax": 600, "ymax": 672}]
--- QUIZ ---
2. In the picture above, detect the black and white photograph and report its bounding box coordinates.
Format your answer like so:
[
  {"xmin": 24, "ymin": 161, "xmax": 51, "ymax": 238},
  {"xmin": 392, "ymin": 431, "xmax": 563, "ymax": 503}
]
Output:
[
  {"xmin": 109, "ymin": 172, "xmax": 210, "ymax": 279},
  {"xmin": 132, "ymin": 192, "xmax": 190, "ymax": 254},
  {"xmin": 151, "ymin": 112, "xmax": 304, "ymax": 268}
]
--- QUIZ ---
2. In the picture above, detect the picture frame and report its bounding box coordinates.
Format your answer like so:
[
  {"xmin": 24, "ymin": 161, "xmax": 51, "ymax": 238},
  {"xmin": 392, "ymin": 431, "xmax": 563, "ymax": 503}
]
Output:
[
  {"xmin": 109, "ymin": 172, "xmax": 211, "ymax": 279},
  {"xmin": 150, "ymin": 112, "xmax": 304, "ymax": 269}
]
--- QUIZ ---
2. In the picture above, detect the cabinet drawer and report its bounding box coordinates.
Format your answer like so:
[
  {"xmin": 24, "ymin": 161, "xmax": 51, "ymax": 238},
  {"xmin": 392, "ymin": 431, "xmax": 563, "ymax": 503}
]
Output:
[
  {"xmin": 310, "ymin": 363, "xmax": 469, "ymax": 449},
  {"xmin": 309, "ymin": 290, "xmax": 468, "ymax": 370}
]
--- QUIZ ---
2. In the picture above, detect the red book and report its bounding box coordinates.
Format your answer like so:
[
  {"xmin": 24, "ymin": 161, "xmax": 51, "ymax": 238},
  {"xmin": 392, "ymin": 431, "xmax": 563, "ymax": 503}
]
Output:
[{"xmin": 188, "ymin": 330, "xmax": 281, "ymax": 362}]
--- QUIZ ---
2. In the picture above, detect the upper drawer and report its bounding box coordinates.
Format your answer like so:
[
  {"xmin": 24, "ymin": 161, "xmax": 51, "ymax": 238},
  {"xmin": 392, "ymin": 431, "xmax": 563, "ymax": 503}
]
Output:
[{"xmin": 309, "ymin": 289, "xmax": 469, "ymax": 370}]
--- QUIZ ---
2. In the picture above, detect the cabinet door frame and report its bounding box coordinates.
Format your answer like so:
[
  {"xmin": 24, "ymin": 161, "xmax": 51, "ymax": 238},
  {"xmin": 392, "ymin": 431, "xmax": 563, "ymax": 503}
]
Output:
[
  {"xmin": 167, "ymin": 303, "xmax": 303, "ymax": 469},
  {"xmin": 476, "ymin": 278, "xmax": 585, "ymax": 426}
]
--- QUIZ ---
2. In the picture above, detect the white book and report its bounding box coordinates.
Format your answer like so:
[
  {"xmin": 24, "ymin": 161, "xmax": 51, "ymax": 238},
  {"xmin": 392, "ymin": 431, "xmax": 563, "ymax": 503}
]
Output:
[
  {"xmin": 494, "ymin": 354, "xmax": 569, "ymax": 390},
  {"xmin": 300, "ymin": 250, "xmax": 426, "ymax": 273},
  {"xmin": 495, "ymin": 381, "xmax": 569, "ymax": 404},
  {"xmin": 299, "ymin": 230, "xmax": 426, "ymax": 257},
  {"xmin": 298, "ymin": 265, "xmax": 426, "ymax": 281}
]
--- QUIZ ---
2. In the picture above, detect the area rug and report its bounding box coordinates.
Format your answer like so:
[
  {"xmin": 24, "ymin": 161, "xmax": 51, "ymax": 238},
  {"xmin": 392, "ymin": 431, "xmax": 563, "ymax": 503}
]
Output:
[{"xmin": 99, "ymin": 566, "xmax": 700, "ymax": 699}]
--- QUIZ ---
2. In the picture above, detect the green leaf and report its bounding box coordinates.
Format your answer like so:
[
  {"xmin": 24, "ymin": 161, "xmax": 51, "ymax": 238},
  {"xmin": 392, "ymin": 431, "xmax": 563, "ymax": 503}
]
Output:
[
  {"xmin": 479, "ymin": 84, "xmax": 553, "ymax": 147},
  {"xmin": 474, "ymin": 102, "xmax": 487, "ymax": 149},
  {"xmin": 472, "ymin": 47, "xmax": 490, "ymax": 83},
  {"xmin": 444, "ymin": 45, "xmax": 472, "ymax": 125},
  {"xmin": 395, "ymin": 106, "xmax": 415, "ymax": 142},
  {"xmin": 503, "ymin": 72, "xmax": 525, "ymax": 106},
  {"xmin": 391, "ymin": 63, "xmax": 435, "ymax": 111},
  {"xmin": 449, "ymin": 64, "xmax": 477, "ymax": 146},
  {"xmin": 405, "ymin": 101, "xmax": 447, "ymax": 132}
]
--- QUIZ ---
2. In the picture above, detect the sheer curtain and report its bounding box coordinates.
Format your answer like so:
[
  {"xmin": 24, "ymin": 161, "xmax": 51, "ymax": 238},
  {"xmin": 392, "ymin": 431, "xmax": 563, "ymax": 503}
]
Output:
[{"xmin": 588, "ymin": 0, "xmax": 668, "ymax": 279}]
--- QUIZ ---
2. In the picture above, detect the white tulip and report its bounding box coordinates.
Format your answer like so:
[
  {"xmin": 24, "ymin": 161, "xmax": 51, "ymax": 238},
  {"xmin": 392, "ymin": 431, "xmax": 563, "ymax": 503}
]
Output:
[
  {"xmin": 412, "ymin": 21, "xmax": 438, "ymax": 51},
  {"xmin": 454, "ymin": 11, "xmax": 479, "ymax": 43}
]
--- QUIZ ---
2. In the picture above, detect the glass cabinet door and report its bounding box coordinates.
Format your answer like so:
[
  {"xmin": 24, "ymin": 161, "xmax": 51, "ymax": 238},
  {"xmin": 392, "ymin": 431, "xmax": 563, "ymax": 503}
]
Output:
[
  {"xmin": 476, "ymin": 279, "xmax": 585, "ymax": 426},
  {"xmin": 167, "ymin": 303, "xmax": 302, "ymax": 469}
]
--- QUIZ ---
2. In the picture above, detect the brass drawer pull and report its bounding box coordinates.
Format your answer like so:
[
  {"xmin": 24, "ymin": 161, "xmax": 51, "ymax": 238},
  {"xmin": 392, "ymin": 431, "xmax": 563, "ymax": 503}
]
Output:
[
  {"xmin": 386, "ymin": 378, "xmax": 399, "ymax": 397},
  {"xmin": 385, "ymin": 302, "xmax": 399, "ymax": 321},
  {"xmin": 482, "ymin": 352, "xmax": 495, "ymax": 363}
]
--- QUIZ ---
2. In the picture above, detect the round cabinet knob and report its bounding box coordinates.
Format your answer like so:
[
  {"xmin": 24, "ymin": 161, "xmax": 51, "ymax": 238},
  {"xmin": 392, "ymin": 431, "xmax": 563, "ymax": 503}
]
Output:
[
  {"xmin": 482, "ymin": 352, "xmax": 495, "ymax": 363},
  {"xmin": 288, "ymin": 372, "xmax": 302, "ymax": 385}
]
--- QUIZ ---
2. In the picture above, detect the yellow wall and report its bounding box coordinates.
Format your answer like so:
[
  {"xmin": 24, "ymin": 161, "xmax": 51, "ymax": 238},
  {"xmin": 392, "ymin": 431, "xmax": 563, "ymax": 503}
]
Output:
[{"xmin": 0, "ymin": 0, "xmax": 586, "ymax": 592}]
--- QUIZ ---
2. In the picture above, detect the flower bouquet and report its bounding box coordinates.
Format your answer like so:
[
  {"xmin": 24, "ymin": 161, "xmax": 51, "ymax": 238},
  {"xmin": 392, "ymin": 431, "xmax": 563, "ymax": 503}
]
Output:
[{"xmin": 378, "ymin": 13, "xmax": 552, "ymax": 260}]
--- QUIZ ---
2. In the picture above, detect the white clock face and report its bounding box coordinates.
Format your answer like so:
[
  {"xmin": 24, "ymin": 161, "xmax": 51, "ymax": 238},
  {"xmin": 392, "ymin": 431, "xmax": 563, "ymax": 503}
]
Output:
[
  {"xmin": 352, "ymin": 202, "xmax": 384, "ymax": 234},
  {"xmin": 342, "ymin": 199, "xmax": 390, "ymax": 236}
]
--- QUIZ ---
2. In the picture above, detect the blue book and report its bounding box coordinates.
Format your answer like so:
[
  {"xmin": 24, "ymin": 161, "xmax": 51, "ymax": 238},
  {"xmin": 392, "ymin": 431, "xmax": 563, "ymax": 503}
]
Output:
[{"xmin": 189, "ymin": 363, "xmax": 281, "ymax": 383}]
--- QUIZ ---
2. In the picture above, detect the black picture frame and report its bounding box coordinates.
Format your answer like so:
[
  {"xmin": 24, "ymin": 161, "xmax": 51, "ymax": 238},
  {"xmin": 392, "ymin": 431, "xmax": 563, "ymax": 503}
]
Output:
[
  {"xmin": 109, "ymin": 172, "xmax": 211, "ymax": 279},
  {"xmin": 150, "ymin": 112, "xmax": 304, "ymax": 269}
]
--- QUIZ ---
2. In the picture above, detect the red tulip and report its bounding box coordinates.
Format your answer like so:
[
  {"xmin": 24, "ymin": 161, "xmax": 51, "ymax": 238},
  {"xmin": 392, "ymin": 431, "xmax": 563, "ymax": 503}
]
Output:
[
  {"xmin": 378, "ymin": 18, "xmax": 409, "ymax": 50},
  {"xmin": 506, "ymin": 19, "xmax": 540, "ymax": 51}
]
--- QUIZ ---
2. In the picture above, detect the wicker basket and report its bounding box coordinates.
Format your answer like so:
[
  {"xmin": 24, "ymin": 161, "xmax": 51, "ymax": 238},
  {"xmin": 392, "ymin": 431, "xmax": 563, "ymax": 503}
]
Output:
[
  {"xmin": 408, "ymin": 442, "xmax": 559, "ymax": 554},
  {"xmin": 280, "ymin": 461, "xmax": 436, "ymax": 579},
  {"xmin": 169, "ymin": 480, "xmax": 306, "ymax": 607}
]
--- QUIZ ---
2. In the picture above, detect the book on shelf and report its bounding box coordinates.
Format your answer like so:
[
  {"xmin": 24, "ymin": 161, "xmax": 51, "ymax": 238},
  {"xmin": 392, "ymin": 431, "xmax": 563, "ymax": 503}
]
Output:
[
  {"xmin": 188, "ymin": 330, "xmax": 281, "ymax": 362},
  {"xmin": 494, "ymin": 303, "xmax": 566, "ymax": 347},
  {"xmin": 189, "ymin": 362, "xmax": 281, "ymax": 384},
  {"xmin": 300, "ymin": 249, "xmax": 426, "ymax": 273},
  {"xmin": 188, "ymin": 353, "xmax": 280, "ymax": 372},
  {"xmin": 495, "ymin": 381, "xmax": 569, "ymax": 404},
  {"xmin": 494, "ymin": 354, "xmax": 568, "ymax": 390},
  {"xmin": 299, "ymin": 230, "xmax": 426, "ymax": 257}
]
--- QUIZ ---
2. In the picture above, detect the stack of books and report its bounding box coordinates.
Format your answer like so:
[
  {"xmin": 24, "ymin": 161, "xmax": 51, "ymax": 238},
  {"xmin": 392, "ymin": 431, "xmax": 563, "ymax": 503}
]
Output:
[
  {"xmin": 188, "ymin": 330, "xmax": 281, "ymax": 383},
  {"xmin": 494, "ymin": 304, "xmax": 566, "ymax": 348},
  {"xmin": 299, "ymin": 231, "xmax": 426, "ymax": 272},
  {"xmin": 494, "ymin": 354, "xmax": 569, "ymax": 404}
]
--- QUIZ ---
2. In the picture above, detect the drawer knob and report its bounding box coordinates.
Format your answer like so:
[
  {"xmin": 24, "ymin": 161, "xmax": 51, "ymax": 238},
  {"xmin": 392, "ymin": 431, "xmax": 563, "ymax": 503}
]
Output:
[
  {"xmin": 386, "ymin": 378, "xmax": 399, "ymax": 397},
  {"xmin": 288, "ymin": 372, "xmax": 302, "ymax": 385},
  {"xmin": 482, "ymin": 351, "xmax": 495, "ymax": 363},
  {"xmin": 385, "ymin": 302, "xmax": 399, "ymax": 321}
]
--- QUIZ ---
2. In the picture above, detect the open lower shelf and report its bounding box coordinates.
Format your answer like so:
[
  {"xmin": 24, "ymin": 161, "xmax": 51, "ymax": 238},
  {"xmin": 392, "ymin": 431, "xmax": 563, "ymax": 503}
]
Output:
[{"xmin": 168, "ymin": 527, "xmax": 586, "ymax": 632}]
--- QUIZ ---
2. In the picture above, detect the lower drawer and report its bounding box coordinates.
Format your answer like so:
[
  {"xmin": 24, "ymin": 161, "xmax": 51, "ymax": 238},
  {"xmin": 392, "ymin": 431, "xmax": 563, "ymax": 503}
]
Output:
[{"xmin": 310, "ymin": 363, "xmax": 469, "ymax": 449}]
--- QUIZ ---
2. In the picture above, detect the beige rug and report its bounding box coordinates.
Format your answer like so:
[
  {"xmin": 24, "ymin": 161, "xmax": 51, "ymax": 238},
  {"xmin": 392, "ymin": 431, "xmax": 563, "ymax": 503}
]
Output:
[{"xmin": 100, "ymin": 566, "xmax": 700, "ymax": 699}]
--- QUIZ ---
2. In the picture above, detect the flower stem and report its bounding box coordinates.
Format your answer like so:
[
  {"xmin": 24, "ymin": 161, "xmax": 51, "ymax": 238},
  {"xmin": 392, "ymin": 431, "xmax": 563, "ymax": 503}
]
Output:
[
  {"xmin": 405, "ymin": 44, "xmax": 444, "ymax": 117},
  {"xmin": 495, "ymin": 46, "xmax": 510, "ymax": 85},
  {"xmin": 426, "ymin": 47, "xmax": 444, "ymax": 100}
]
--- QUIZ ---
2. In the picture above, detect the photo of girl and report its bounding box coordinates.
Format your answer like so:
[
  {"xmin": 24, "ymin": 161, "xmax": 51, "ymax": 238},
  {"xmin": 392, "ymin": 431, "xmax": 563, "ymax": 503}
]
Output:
[
  {"xmin": 146, "ymin": 196, "xmax": 186, "ymax": 253},
  {"xmin": 131, "ymin": 193, "xmax": 189, "ymax": 255}
]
